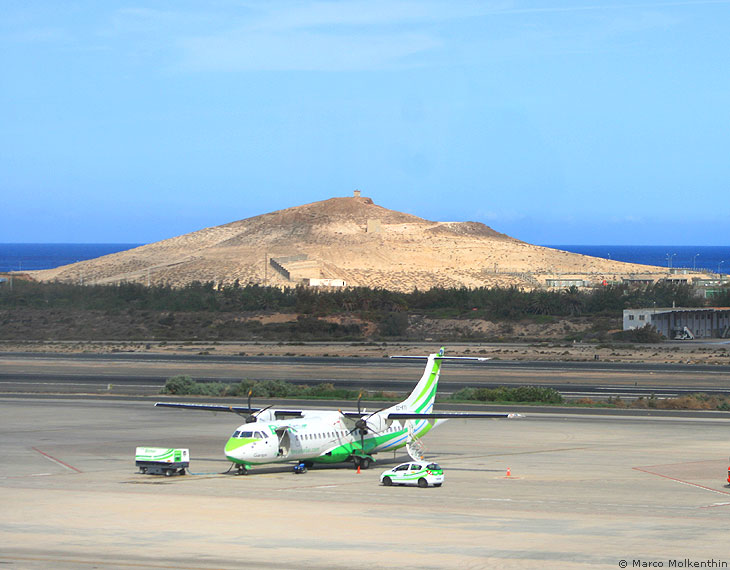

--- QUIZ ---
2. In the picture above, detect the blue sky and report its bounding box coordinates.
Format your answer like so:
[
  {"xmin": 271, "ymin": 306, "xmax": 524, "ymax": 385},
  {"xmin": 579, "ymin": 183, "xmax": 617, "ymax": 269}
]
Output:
[{"xmin": 2, "ymin": 1, "xmax": 729, "ymax": 245}]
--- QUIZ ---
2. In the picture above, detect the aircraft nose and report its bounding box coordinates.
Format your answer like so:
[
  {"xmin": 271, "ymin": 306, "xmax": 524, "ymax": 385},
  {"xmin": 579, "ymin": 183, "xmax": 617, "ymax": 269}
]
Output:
[{"xmin": 225, "ymin": 437, "xmax": 248, "ymax": 461}]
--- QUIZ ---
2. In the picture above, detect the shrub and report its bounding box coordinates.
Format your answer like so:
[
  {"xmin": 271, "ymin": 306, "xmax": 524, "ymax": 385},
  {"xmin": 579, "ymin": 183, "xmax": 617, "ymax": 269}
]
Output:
[
  {"xmin": 451, "ymin": 385, "xmax": 563, "ymax": 404},
  {"xmin": 160, "ymin": 375, "xmax": 226, "ymax": 396},
  {"xmin": 161, "ymin": 375, "xmax": 196, "ymax": 395},
  {"xmin": 612, "ymin": 325, "xmax": 664, "ymax": 343}
]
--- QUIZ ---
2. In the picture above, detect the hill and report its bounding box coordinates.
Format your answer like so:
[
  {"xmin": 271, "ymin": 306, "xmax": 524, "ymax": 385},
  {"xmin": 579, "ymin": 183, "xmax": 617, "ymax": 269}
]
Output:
[{"xmin": 31, "ymin": 193, "xmax": 673, "ymax": 291}]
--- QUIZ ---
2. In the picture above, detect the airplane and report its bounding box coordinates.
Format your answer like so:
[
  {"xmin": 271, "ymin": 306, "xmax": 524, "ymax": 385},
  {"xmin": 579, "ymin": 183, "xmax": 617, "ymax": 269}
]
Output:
[{"xmin": 155, "ymin": 348, "xmax": 522, "ymax": 474}]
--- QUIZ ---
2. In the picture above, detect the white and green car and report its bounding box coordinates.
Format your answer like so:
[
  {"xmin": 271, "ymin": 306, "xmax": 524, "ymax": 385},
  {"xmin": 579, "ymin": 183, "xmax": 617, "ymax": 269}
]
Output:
[{"xmin": 380, "ymin": 461, "xmax": 444, "ymax": 488}]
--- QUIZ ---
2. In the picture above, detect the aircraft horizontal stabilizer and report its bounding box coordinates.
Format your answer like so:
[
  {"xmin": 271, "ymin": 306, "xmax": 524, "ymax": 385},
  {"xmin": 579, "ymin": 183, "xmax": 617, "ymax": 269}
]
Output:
[
  {"xmin": 386, "ymin": 412, "xmax": 523, "ymax": 420},
  {"xmin": 390, "ymin": 356, "xmax": 490, "ymax": 361}
]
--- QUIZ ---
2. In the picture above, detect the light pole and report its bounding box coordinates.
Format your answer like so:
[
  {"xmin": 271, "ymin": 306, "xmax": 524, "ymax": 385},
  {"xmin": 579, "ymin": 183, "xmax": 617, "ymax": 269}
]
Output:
[
  {"xmin": 719, "ymin": 260, "xmax": 725, "ymax": 275},
  {"xmin": 666, "ymin": 252, "xmax": 676, "ymax": 269},
  {"xmin": 693, "ymin": 253, "xmax": 699, "ymax": 271}
]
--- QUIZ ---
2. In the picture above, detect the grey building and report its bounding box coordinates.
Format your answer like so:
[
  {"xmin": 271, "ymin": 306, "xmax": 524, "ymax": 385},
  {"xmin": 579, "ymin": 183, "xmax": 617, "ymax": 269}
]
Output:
[{"xmin": 623, "ymin": 307, "xmax": 730, "ymax": 339}]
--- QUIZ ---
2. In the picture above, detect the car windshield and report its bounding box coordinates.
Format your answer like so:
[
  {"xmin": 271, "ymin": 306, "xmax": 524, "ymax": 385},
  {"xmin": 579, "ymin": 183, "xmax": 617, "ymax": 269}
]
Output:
[{"xmin": 426, "ymin": 463, "xmax": 441, "ymax": 470}]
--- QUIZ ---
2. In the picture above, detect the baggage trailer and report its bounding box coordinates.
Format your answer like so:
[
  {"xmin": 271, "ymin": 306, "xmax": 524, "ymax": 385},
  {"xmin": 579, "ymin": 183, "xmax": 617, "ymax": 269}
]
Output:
[{"xmin": 135, "ymin": 447, "xmax": 189, "ymax": 476}]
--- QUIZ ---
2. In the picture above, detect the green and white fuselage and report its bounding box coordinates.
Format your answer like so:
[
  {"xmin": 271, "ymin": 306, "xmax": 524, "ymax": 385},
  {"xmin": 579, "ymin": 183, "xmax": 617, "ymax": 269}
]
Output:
[
  {"xmin": 223, "ymin": 410, "xmax": 438, "ymax": 468},
  {"xmin": 156, "ymin": 348, "xmax": 520, "ymax": 472}
]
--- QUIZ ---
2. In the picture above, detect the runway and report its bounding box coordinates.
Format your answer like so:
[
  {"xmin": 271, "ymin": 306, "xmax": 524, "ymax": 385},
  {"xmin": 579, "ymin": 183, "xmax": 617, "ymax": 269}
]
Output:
[
  {"xmin": 2, "ymin": 352, "xmax": 730, "ymax": 400},
  {"xmin": 2, "ymin": 396, "xmax": 730, "ymax": 569}
]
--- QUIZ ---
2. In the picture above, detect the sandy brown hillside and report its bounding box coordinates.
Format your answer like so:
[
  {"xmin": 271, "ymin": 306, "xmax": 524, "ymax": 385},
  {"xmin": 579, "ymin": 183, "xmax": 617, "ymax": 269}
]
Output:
[{"xmin": 31, "ymin": 194, "xmax": 680, "ymax": 291}]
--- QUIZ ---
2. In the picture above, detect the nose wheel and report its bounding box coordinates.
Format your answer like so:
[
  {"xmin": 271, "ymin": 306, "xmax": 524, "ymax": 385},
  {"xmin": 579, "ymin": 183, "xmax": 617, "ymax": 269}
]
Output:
[{"xmin": 235, "ymin": 465, "xmax": 249, "ymax": 475}]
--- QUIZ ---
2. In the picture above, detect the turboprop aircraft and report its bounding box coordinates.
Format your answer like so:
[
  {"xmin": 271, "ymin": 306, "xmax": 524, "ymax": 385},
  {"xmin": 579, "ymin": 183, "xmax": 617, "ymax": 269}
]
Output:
[{"xmin": 155, "ymin": 348, "xmax": 522, "ymax": 474}]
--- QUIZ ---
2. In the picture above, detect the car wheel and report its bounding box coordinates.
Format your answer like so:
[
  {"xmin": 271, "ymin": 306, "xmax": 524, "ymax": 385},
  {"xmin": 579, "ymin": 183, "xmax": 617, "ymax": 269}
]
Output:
[
  {"xmin": 417, "ymin": 478, "xmax": 428, "ymax": 488},
  {"xmin": 382, "ymin": 477, "xmax": 393, "ymax": 486}
]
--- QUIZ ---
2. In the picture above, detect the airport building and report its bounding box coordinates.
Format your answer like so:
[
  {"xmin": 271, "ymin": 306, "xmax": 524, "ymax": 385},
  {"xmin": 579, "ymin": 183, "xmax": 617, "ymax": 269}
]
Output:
[{"xmin": 623, "ymin": 307, "xmax": 730, "ymax": 339}]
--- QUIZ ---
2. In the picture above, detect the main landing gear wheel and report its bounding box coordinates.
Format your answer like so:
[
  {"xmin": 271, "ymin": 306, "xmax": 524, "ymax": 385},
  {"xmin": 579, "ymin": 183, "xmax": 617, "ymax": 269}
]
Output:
[{"xmin": 354, "ymin": 456, "xmax": 371, "ymax": 470}]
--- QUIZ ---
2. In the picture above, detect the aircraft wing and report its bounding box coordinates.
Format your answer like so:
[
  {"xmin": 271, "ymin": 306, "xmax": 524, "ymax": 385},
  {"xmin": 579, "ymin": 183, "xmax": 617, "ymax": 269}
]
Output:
[
  {"xmin": 154, "ymin": 402, "xmax": 304, "ymax": 417},
  {"xmin": 339, "ymin": 410, "xmax": 371, "ymax": 419},
  {"xmin": 155, "ymin": 402, "xmax": 257, "ymax": 414},
  {"xmin": 386, "ymin": 412, "xmax": 523, "ymax": 420}
]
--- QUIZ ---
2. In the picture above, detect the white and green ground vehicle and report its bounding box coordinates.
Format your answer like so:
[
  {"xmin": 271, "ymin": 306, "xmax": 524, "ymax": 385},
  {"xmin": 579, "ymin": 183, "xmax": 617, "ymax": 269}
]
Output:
[
  {"xmin": 135, "ymin": 447, "xmax": 189, "ymax": 476},
  {"xmin": 380, "ymin": 461, "xmax": 444, "ymax": 488}
]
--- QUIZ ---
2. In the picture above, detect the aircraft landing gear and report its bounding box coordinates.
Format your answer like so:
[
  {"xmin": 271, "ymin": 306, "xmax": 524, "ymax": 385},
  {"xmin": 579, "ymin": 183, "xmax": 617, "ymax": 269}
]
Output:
[
  {"xmin": 235, "ymin": 465, "xmax": 249, "ymax": 476},
  {"xmin": 353, "ymin": 456, "xmax": 371, "ymax": 470}
]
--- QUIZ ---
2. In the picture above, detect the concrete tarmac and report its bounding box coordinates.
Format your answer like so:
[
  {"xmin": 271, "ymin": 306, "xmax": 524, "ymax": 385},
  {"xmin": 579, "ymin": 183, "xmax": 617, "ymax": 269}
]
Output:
[{"xmin": 2, "ymin": 396, "xmax": 730, "ymax": 569}]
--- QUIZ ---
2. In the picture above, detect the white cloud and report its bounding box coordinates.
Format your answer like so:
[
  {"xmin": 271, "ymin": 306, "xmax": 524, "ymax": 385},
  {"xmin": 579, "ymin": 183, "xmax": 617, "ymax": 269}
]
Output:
[
  {"xmin": 179, "ymin": 29, "xmax": 441, "ymax": 72},
  {"xmin": 173, "ymin": 0, "xmax": 479, "ymax": 72}
]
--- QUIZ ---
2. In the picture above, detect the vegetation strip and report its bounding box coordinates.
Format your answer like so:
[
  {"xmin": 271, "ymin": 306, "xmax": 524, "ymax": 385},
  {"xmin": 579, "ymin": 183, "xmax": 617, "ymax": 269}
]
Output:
[
  {"xmin": 2, "ymin": 280, "xmax": 727, "ymax": 342},
  {"xmin": 160, "ymin": 376, "xmax": 730, "ymax": 411}
]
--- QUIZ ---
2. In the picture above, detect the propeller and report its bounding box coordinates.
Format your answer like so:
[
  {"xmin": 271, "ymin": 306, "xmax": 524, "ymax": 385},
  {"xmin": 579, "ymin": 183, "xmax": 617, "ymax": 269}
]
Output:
[
  {"xmin": 240, "ymin": 390, "xmax": 272, "ymax": 423},
  {"xmin": 346, "ymin": 405, "xmax": 388, "ymax": 455}
]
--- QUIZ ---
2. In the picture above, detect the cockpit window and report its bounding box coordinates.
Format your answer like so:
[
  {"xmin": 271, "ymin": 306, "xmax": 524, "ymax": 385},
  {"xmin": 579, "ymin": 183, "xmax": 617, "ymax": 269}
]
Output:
[{"xmin": 232, "ymin": 431, "xmax": 261, "ymax": 439}]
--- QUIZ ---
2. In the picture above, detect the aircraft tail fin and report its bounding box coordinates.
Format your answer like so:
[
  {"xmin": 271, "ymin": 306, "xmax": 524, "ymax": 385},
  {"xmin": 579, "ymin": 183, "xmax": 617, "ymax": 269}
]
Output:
[{"xmin": 388, "ymin": 348, "xmax": 489, "ymax": 414}]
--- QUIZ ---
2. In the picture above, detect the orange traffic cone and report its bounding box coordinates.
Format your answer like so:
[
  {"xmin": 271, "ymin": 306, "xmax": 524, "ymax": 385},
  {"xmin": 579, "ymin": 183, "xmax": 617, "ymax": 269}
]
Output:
[
  {"xmin": 506, "ymin": 467, "xmax": 511, "ymax": 477},
  {"xmin": 357, "ymin": 464, "xmax": 361, "ymax": 474}
]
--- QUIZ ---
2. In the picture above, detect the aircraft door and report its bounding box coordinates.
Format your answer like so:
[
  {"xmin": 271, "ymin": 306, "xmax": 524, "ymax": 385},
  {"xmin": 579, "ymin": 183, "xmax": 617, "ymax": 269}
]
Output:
[{"xmin": 275, "ymin": 427, "xmax": 291, "ymax": 458}]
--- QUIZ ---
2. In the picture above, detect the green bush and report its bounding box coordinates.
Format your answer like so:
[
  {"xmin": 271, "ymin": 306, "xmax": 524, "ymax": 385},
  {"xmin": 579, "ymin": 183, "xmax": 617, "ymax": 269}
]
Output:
[
  {"xmin": 451, "ymin": 385, "xmax": 563, "ymax": 404},
  {"xmin": 161, "ymin": 375, "xmax": 196, "ymax": 394},
  {"xmin": 612, "ymin": 325, "xmax": 664, "ymax": 343},
  {"xmin": 160, "ymin": 375, "xmax": 226, "ymax": 396}
]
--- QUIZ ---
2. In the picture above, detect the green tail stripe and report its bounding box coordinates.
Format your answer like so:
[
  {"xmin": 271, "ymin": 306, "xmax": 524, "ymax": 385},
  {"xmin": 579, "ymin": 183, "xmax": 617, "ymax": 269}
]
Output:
[
  {"xmin": 415, "ymin": 383, "xmax": 439, "ymax": 413},
  {"xmin": 411, "ymin": 359, "xmax": 441, "ymax": 408}
]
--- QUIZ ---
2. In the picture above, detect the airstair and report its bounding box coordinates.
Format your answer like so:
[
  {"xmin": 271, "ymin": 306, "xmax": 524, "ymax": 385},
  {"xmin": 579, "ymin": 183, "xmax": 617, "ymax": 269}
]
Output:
[{"xmin": 405, "ymin": 424, "xmax": 426, "ymax": 461}]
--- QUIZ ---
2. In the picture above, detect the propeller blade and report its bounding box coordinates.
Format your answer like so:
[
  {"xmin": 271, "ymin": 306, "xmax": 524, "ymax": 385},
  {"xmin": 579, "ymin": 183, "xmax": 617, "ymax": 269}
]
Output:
[
  {"xmin": 253, "ymin": 404, "xmax": 273, "ymax": 417},
  {"xmin": 245, "ymin": 403, "xmax": 273, "ymax": 423}
]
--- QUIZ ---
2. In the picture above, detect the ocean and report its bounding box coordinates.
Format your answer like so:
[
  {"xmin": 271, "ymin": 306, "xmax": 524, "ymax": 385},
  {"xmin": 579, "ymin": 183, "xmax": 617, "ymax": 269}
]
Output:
[
  {"xmin": 545, "ymin": 245, "xmax": 729, "ymax": 274},
  {"xmin": 0, "ymin": 243, "xmax": 142, "ymax": 272},
  {"xmin": 0, "ymin": 243, "xmax": 728, "ymax": 274}
]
